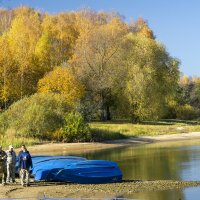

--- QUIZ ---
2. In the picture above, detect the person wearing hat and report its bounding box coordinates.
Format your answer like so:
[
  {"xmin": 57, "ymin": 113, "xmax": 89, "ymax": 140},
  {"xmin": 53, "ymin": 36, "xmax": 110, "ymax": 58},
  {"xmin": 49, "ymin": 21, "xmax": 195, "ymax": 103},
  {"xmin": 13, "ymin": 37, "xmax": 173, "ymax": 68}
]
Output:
[
  {"xmin": 6, "ymin": 145, "xmax": 16, "ymax": 183},
  {"xmin": 0, "ymin": 145, "xmax": 7, "ymax": 186}
]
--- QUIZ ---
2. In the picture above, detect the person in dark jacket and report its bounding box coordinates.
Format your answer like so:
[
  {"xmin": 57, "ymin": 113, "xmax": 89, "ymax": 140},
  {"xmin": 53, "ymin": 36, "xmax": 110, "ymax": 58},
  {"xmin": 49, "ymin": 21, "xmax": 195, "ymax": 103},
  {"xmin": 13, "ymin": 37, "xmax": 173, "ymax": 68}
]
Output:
[
  {"xmin": 0, "ymin": 146, "xmax": 7, "ymax": 186},
  {"xmin": 18, "ymin": 145, "xmax": 33, "ymax": 187}
]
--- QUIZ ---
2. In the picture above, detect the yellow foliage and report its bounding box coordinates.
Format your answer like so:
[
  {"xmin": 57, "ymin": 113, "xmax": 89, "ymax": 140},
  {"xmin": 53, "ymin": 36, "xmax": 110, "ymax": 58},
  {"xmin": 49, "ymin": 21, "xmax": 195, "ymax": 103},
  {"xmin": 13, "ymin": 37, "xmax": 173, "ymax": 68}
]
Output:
[
  {"xmin": 70, "ymin": 15, "xmax": 128, "ymax": 90},
  {"xmin": 13, "ymin": 6, "xmax": 36, "ymax": 17},
  {"xmin": 140, "ymin": 25, "xmax": 154, "ymax": 39},
  {"xmin": 0, "ymin": 34, "xmax": 18, "ymax": 103},
  {"xmin": 41, "ymin": 13, "xmax": 78, "ymax": 62},
  {"xmin": 135, "ymin": 17, "xmax": 155, "ymax": 39},
  {"xmin": 38, "ymin": 67, "xmax": 84, "ymax": 105},
  {"xmin": 8, "ymin": 14, "xmax": 41, "ymax": 65},
  {"xmin": 192, "ymin": 76, "xmax": 200, "ymax": 84},
  {"xmin": 179, "ymin": 75, "xmax": 190, "ymax": 86},
  {"xmin": 168, "ymin": 100, "xmax": 178, "ymax": 108}
]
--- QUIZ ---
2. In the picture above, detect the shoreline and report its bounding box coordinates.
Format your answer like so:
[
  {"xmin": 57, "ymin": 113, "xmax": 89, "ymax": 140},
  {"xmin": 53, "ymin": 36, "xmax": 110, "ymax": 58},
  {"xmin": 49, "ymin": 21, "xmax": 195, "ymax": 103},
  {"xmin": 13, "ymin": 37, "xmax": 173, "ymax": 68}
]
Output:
[
  {"xmin": 24, "ymin": 131, "xmax": 200, "ymax": 155},
  {"xmin": 1, "ymin": 180, "xmax": 200, "ymax": 199}
]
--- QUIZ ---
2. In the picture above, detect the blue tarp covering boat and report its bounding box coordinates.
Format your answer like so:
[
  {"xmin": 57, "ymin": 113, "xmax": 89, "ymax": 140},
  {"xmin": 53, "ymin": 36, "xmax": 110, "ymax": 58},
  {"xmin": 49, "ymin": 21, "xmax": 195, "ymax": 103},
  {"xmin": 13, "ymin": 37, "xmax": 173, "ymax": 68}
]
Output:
[
  {"xmin": 29, "ymin": 155, "xmax": 122, "ymax": 184},
  {"xmin": 53, "ymin": 160, "xmax": 123, "ymax": 184}
]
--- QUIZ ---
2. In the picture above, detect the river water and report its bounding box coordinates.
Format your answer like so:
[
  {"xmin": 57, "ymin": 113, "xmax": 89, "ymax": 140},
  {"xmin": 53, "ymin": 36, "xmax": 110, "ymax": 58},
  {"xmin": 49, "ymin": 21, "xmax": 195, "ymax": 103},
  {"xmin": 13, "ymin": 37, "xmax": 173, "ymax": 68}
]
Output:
[{"xmin": 70, "ymin": 140, "xmax": 200, "ymax": 200}]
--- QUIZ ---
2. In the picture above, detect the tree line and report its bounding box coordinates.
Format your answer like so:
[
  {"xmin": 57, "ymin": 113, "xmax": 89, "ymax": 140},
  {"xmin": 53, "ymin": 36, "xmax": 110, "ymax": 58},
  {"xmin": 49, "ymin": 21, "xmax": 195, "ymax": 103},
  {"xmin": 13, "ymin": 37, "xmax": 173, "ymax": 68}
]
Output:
[{"xmin": 0, "ymin": 6, "xmax": 197, "ymax": 123}]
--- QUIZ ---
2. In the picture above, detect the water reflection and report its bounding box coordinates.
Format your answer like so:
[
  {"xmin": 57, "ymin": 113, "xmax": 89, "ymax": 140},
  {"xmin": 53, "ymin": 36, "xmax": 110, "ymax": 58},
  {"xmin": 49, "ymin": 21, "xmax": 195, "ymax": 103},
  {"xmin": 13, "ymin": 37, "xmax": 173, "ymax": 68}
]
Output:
[
  {"xmin": 130, "ymin": 189, "xmax": 184, "ymax": 200},
  {"xmin": 75, "ymin": 142, "xmax": 200, "ymax": 200},
  {"xmin": 77, "ymin": 144, "xmax": 195, "ymax": 181},
  {"xmin": 43, "ymin": 141, "xmax": 200, "ymax": 200}
]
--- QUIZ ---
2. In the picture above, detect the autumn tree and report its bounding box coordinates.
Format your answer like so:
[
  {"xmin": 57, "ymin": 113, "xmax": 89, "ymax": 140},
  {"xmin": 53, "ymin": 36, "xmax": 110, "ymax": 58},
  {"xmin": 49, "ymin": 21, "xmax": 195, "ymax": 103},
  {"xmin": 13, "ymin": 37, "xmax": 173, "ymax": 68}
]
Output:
[
  {"xmin": 0, "ymin": 9, "xmax": 13, "ymax": 35},
  {"xmin": 40, "ymin": 13, "xmax": 78, "ymax": 67},
  {"xmin": 70, "ymin": 17, "xmax": 128, "ymax": 120},
  {"xmin": 13, "ymin": 6, "xmax": 37, "ymax": 18},
  {"xmin": 129, "ymin": 17, "xmax": 155, "ymax": 39},
  {"xmin": 0, "ymin": 34, "xmax": 17, "ymax": 108},
  {"xmin": 37, "ymin": 67, "xmax": 84, "ymax": 106},
  {"xmin": 0, "ymin": 7, "xmax": 182, "ymax": 122},
  {"xmin": 7, "ymin": 12, "xmax": 41, "ymax": 98}
]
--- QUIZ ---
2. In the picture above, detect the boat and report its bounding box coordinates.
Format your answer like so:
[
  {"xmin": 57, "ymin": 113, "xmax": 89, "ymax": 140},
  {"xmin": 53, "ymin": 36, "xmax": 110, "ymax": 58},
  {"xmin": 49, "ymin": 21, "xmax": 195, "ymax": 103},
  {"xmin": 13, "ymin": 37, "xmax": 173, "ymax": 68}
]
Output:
[
  {"xmin": 32, "ymin": 156, "xmax": 87, "ymax": 180},
  {"xmin": 29, "ymin": 155, "xmax": 122, "ymax": 184},
  {"xmin": 52, "ymin": 160, "xmax": 123, "ymax": 184}
]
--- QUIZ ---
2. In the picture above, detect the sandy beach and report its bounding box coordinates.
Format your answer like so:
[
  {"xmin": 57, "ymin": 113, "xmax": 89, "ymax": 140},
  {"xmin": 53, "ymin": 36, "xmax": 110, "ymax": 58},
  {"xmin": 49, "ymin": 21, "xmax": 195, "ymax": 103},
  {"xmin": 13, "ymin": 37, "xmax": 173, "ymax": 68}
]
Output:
[{"xmin": 1, "ymin": 180, "xmax": 200, "ymax": 199}]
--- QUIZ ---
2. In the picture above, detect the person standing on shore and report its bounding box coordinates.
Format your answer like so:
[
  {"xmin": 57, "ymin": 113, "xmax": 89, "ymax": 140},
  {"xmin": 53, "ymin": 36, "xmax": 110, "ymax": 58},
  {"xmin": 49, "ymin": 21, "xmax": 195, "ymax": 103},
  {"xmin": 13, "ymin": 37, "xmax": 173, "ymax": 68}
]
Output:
[
  {"xmin": 6, "ymin": 145, "xmax": 16, "ymax": 183},
  {"xmin": 0, "ymin": 146, "xmax": 7, "ymax": 186},
  {"xmin": 18, "ymin": 145, "xmax": 33, "ymax": 187}
]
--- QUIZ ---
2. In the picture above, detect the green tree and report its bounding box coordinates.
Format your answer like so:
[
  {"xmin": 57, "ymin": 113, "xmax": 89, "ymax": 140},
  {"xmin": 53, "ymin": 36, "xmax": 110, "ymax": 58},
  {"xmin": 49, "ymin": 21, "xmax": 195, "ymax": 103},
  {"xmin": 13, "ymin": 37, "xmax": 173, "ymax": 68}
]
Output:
[
  {"xmin": 190, "ymin": 77, "xmax": 200, "ymax": 109},
  {"xmin": 61, "ymin": 112, "xmax": 91, "ymax": 142},
  {"xmin": 124, "ymin": 33, "xmax": 179, "ymax": 121}
]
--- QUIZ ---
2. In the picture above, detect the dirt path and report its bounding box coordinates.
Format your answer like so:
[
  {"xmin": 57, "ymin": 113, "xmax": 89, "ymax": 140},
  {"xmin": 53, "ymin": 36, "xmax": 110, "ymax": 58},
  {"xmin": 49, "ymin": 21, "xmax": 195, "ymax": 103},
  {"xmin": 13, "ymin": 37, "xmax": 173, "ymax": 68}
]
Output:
[{"xmin": 138, "ymin": 131, "xmax": 200, "ymax": 142}]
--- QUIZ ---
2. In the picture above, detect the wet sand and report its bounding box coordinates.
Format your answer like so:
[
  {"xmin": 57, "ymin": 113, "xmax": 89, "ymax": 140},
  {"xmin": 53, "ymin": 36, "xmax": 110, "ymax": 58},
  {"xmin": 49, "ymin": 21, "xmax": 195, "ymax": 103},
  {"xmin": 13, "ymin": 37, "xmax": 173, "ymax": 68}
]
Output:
[{"xmin": 1, "ymin": 180, "xmax": 200, "ymax": 199}]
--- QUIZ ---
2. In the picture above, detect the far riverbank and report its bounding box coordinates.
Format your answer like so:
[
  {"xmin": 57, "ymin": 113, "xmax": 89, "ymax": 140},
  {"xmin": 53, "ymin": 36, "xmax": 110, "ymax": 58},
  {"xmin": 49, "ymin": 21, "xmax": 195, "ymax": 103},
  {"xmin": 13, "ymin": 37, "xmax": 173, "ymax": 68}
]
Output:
[{"xmin": 22, "ymin": 131, "xmax": 200, "ymax": 155}]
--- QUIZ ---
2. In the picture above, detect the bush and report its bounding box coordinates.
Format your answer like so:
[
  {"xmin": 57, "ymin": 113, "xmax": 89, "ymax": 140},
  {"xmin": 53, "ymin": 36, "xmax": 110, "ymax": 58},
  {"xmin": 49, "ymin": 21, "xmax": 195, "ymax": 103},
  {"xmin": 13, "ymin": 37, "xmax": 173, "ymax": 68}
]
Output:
[
  {"xmin": 176, "ymin": 104, "xmax": 199, "ymax": 120},
  {"xmin": 61, "ymin": 112, "xmax": 91, "ymax": 142},
  {"xmin": 0, "ymin": 93, "xmax": 70, "ymax": 139}
]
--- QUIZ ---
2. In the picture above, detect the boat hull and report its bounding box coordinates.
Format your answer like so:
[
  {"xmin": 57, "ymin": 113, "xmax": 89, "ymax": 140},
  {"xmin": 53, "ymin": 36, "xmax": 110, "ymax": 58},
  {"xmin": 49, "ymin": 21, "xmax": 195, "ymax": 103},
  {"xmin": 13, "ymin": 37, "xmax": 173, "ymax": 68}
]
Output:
[
  {"xmin": 19, "ymin": 155, "xmax": 122, "ymax": 184},
  {"xmin": 51, "ymin": 160, "xmax": 122, "ymax": 184}
]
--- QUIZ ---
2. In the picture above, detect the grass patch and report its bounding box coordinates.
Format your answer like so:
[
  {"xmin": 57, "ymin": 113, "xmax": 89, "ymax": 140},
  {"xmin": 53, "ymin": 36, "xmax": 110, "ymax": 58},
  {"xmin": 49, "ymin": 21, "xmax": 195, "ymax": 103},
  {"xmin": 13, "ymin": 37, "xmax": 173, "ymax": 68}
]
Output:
[
  {"xmin": 91, "ymin": 128, "xmax": 127, "ymax": 141},
  {"xmin": 90, "ymin": 120, "xmax": 200, "ymax": 138},
  {"xmin": 0, "ymin": 135, "xmax": 40, "ymax": 148},
  {"xmin": 1, "ymin": 119, "xmax": 200, "ymax": 147}
]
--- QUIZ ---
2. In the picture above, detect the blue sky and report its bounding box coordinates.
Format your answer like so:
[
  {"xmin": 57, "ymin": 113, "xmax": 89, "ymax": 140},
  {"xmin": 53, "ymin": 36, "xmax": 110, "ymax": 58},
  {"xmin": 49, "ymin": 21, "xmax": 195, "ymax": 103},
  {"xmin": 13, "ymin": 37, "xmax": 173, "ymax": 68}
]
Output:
[{"xmin": 1, "ymin": 0, "xmax": 200, "ymax": 76}]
